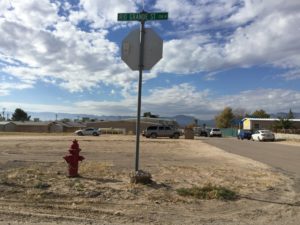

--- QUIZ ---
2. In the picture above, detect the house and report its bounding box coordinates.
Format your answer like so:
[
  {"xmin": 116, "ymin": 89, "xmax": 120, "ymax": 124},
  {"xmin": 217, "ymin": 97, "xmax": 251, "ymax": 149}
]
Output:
[
  {"xmin": 86, "ymin": 120, "xmax": 161, "ymax": 134},
  {"xmin": 0, "ymin": 122, "xmax": 16, "ymax": 132},
  {"xmin": 53, "ymin": 121, "xmax": 86, "ymax": 132},
  {"xmin": 13, "ymin": 121, "xmax": 52, "ymax": 132},
  {"xmin": 241, "ymin": 118, "xmax": 300, "ymax": 130}
]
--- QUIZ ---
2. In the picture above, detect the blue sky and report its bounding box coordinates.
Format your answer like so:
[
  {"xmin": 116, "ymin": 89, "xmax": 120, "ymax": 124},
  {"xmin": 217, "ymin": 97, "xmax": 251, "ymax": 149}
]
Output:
[{"xmin": 0, "ymin": 0, "xmax": 300, "ymax": 119}]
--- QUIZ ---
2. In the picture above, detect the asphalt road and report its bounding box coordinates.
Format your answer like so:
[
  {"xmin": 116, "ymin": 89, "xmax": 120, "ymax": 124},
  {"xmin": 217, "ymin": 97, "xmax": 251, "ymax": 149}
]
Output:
[{"xmin": 201, "ymin": 137, "xmax": 300, "ymax": 177}]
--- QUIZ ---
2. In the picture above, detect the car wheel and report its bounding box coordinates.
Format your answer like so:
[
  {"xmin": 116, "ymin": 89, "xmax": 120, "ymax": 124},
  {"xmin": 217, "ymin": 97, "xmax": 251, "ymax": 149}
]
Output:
[
  {"xmin": 258, "ymin": 137, "xmax": 261, "ymax": 142},
  {"xmin": 92, "ymin": 132, "xmax": 99, "ymax": 136},
  {"xmin": 78, "ymin": 132, "xmax": 83, "ymax": 136},
  {"xmin": 150, "ymin": 133, "xmax": 157, "ymax": 138},
  {"xmin": 173, "ymin": 133, "xmax": 180, "ymax": 139}
]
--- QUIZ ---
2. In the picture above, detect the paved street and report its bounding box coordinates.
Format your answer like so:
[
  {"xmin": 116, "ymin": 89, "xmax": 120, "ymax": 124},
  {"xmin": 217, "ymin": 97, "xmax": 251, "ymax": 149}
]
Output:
[{"xmin": 201, "ymin": 137, "xmax": 300, "ymax": 177}]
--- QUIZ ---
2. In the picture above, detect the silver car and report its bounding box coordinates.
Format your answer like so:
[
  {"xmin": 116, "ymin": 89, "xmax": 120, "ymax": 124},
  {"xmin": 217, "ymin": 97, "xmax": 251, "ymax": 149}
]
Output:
[{"xmin": 75, "ymin": 128, "xmax": 101, "ymax": 136}]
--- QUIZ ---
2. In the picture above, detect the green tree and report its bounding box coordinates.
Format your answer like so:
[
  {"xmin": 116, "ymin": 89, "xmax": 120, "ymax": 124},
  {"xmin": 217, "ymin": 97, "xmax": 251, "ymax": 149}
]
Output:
[
  {"xmin": 215, "ymin": 107, "xmax": 234, "ymax": 128},
  {"xmin": 287, "ymin": 108, "xmax": 294, "ymax": 119},
  {"xmin": 61, "ymin": 118, "xmax": 71, "ymax": 122},
  {"xmin": 143, "ymin": 112, "xmax": 159, "ymax": 118},
  {"xmin": 273, "ymin": 117, "xmax": 293, "ymax": 131},
  {"xmin": 250, "ymin": 109, "xmax": 270, "ymax": 118},
  {"xmin": 11, "ymin": 108, "xmax": 31, "ymax": 121}
]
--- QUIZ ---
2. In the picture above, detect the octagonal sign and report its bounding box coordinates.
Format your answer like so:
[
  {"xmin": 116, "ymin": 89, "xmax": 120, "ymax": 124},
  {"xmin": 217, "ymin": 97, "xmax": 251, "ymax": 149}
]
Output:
[{"xmin": 122, "ymin": 28, "xmax": 163, "ymax": 71}]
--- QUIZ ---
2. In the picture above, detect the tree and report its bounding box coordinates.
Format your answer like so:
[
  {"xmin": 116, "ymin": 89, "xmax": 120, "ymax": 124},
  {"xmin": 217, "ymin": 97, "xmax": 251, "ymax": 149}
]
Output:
[
  {"xmin": 250, "ymin": 109, "xmax": 270, "ymax": 118},
  {"xmin": 273, "ymin": 117, "xmax": 293, "ymax": 131},
  {"xmin": 143, "ymin": 112, "xmax": 159, "ymax": 118},
  {"xmin": 215, "ymin": 107, "xmax": 234, "ymax": 128},
  {"xmin": 233, "ymin": 108, "xmax": 248, "ymax": 120},
  {"xmin": 287, "ymin": 108, "xmax": 294, "ymax": 119},
  {"xmin": 11, "ymin": 108, "xmax": 31, "ymax": 121}
]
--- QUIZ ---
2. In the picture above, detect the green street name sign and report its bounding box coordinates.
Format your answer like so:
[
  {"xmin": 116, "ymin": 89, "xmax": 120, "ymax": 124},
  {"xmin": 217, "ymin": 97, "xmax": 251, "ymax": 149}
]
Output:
[{"xmin": 118, "ymin": 12, "xmax": 168, "ymax": 21}]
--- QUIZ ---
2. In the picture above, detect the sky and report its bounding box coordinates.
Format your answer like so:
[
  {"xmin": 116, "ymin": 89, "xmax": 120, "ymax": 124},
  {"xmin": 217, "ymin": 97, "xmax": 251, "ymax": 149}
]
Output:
[{"xmin": 0, "ymin": 0, "xmax": 300, "ymax": 120}]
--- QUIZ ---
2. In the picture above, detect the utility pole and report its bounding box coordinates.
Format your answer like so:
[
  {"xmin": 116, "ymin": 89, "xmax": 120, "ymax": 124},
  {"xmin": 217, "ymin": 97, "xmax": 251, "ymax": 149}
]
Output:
[{"xmin": 2, "ymin": 108, "xmax": 5, "ymax": 121}]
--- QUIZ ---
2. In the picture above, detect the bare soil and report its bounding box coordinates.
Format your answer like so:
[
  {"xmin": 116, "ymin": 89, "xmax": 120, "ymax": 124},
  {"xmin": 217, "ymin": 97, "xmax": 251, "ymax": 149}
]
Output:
[{"xmin": 0, "ymin": 135, "xmax": 299, "ymax": 225}]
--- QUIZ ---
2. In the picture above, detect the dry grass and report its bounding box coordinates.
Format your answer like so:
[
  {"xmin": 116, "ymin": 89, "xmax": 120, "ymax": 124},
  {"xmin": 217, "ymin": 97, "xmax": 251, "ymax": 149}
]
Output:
[{"xmin": 177, "ymin": 184, "xmax": 238, "ymax": 200}]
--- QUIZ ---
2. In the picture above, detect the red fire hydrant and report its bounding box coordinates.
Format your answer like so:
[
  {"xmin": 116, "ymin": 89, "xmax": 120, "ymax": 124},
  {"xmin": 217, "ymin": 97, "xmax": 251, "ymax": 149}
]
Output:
[{"xmin": 63, "ymin": 139, "xmax": 85, "ymax": 177}]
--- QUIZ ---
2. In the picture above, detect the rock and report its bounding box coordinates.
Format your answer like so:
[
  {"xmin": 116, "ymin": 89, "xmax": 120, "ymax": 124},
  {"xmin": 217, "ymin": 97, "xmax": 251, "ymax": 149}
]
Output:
[
  {"xmin": 114, "ymin": 211, "xmax": 121, "ymax": 216},
  {"xmin": 129, "ymin": 170, "xmax": 152, "ymax": 184},
  {"xmin": 86, "ymin": 191, "xmax": 101, "ymax": 198}
]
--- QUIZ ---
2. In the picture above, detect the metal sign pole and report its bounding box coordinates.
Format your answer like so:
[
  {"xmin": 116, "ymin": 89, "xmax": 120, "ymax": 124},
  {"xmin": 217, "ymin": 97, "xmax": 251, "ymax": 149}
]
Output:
[
  {"xmin": 135, "ymin": 18, "xmax": 145, "ymax": 172},
  {"xmin": 118, "ymin": 10, "xmax": 167, "ymax": 173}
]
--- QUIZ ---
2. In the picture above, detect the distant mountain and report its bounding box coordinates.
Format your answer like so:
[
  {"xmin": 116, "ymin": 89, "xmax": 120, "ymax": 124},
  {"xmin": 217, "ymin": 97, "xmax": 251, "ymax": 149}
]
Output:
[
  {"xmin": 172, "ymin": 115, "xmax": 196, "ymax": 127},
  {"xmin": 171, "ymin": 115, "xmax": 215, "ymax": 128},
  {"xmin": 26, "ymin": 111, "xmax": 216, "ymax": 128},
  {"xmin": 21, "ymin": 111, "xmax": 299, "ymax": 126},
  {"xmin": 28, "ymin": 112, "xmax": 133, "ymax": 121}
]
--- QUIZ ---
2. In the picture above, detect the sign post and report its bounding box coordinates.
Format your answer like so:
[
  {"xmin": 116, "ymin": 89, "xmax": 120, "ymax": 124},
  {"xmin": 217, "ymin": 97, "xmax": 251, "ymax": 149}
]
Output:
[{"xmin": 118, "ymin": 11, "xmax": 168, "ymax": 173}]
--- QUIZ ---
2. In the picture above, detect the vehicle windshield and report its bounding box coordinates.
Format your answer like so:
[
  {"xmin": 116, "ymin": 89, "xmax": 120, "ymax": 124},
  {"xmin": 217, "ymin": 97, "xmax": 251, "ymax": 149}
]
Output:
[{"xmin": 260, "ymin": 130, "xmax": 271, "ymax": 133}]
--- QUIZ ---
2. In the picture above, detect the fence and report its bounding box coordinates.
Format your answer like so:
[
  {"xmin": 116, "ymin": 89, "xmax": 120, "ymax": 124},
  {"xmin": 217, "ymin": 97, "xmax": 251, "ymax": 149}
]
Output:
[
  {"xmin": 220, "ymin": 128, "xmax": 238, "ymax": 137},
  {"xmin": 275, "ymin": 133, "xmax": 300, "ymax": 140}
]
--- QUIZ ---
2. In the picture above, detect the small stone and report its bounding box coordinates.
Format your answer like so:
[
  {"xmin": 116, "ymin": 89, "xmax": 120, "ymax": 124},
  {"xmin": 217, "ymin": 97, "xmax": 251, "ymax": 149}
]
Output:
[
  {"xmin": 86, "ymin": 191, "xmax": 101, "ymax": 198},
  {"xmin": 114, "ymin": 211, "xmax": 121, "ymax": 216}
]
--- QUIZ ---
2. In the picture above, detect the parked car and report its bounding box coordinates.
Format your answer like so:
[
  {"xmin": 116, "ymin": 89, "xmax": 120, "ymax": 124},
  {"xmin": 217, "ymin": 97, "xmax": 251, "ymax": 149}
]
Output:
[
  {"xmin": 142, "ymin": 125, "xmax": 182, "ymax": 139},
  {"xmin": 209, "ymin": 128, "xmax": 222, "ymax": 137},
  {"xmin": 237, "ymin": 129, "xmax": 252, "ymax": 140},
  {"xmin": 75, "ymin": 128, "xmax": 101, "ymax": 136},
  {"xmin": 251, "ymin": 130, "xmax": 275, "ymax": 141},
  {"xmin": 193, "ymin": 127, "xmax": 208, "ymax": 137}
]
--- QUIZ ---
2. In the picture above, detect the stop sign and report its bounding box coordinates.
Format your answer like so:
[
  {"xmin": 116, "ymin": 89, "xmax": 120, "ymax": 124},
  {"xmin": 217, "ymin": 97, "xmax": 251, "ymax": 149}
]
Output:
[{"xmin": 121, "ymin": 28, "xmax": 163, "ymax": 71}]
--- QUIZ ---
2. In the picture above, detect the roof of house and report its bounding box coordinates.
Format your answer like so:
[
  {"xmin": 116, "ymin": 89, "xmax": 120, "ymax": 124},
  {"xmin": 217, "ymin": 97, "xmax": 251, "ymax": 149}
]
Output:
[
  {"xmin": 0, "ymin": 121, "xmax": 14, "ymax": 125},
  {"xmin": 242, "ymin": 118, "xmax": 300, "ymax": 122},
  {"xmin": 11, "ymin": 121, "xmax": 52, "ymax": 126},
  {"xmin": 54, "ymin": 121, "xmax": 86, "ymax": 128}
]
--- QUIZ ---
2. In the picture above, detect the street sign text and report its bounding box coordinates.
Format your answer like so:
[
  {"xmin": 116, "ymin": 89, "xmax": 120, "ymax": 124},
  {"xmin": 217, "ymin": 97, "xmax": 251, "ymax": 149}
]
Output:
[{"xmin": 118, "ymin": 12, "xmax": 168, "ymax": 21}]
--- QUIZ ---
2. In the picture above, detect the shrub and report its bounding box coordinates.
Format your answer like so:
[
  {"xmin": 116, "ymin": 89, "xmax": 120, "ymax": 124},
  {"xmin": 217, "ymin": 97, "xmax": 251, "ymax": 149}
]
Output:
[{"xmin": 177, "ymin": 184, "xmax": 237, "ymax": 200}]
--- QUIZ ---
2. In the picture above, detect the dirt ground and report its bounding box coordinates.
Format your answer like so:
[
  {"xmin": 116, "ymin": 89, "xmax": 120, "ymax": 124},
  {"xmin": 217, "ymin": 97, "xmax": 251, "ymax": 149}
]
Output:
[{"xmin": 0, "ymin": 134, "xmax": 299, "ymax": 225}]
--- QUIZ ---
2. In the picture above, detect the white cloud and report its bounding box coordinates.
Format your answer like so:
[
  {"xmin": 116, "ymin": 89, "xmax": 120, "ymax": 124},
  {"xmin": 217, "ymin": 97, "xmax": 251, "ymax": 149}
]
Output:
[
  {"xmin": 0, "ymin": 2, "xmax": 138, "ymax": 94},
  {"xmin": 280, "ymin": 69, "xmax": 300, "ymax": 81},
  {"xmin": 74, "ymin": 0, "xmax": 138, "ymax": 29},
  {"xmin": 215, "ymin": 88, "xmax": 300, "ymax": 114},
  {"xmin": 227, "ymin": 0, "xmax": 300, "ymax": 25},
  {"xmin": 155, "ymin": 0, "xmax": 300, "ymax": 75},
  {"xmin": 154, "ymin": 0, "xmax": 240, "ymax": 32},
  {"xmin": 0, "ymin": 82, "xmax": 33, "ymax": 96},
  {"xmin": 1, "ymin": 0, "xmax": 59, "ymax": 29},
  {"xmin": 1, "ymin": 0, "xmax": 300, "ymax": 100}
]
